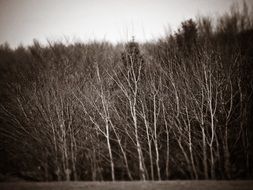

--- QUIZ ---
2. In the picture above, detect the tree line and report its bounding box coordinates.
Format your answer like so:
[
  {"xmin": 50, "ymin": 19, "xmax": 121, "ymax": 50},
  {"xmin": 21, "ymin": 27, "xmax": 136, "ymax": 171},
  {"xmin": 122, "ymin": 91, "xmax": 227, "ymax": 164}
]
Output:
[{"xmin": 0, "ymin": 3, "xmax": 253, "ymax": 181}]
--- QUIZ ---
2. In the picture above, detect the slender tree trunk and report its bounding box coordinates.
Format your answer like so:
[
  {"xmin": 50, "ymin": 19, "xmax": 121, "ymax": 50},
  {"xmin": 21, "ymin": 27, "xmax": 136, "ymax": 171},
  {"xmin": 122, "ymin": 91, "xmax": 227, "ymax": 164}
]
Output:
[
  {"xmin": 110, "ymin": 120, "xmax": 133, "ymax": 180},
  {"xmin": 162, "ymin": 104, "xmax": 170, "ymax": 179},
  {"xmin": 188, "ymin": 125, "xmax": 198, "ymax": 179},
  {"xmin": 202, "ymin": 127, "xmax": 208, "ymax": 179},
  {"xmin": 141, "ymin": 101, "xmax": 154, "ymax": 180},
  {"xmin": 209, "ymin": 111, "xmax": 215, "ymax": 179},
  {"xmin": 134, "ymin": 116, "xmax": 146, "ymax": 180},
  {"xmin": 132, "ymin": 82, "xmax": 146, "ymax": 180},
  {"xmin": 153, "ymin": 94, "xmax": 161, "ymax": 180},
  {"xmin": 185, "ymin": 105, "xmax": 198, "ymax": 179},
  {"xmin": 106, "ymin": 120, "xmax": 115, "ymax": 181},
  {"xmin": 132, "ymin": 98, "xmax": 145, "ymax": 180},
  {"xmin": 224, "ymin": 122, "xmax": 231, "ymax": 179}
]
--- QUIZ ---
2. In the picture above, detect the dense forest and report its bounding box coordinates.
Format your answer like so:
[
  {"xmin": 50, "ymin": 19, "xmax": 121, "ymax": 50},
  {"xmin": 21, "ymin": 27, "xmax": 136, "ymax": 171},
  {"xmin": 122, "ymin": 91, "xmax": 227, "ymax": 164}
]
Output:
[{"xmin": 0, "ymin": 4, "xmax": 253, "ymax": 181}]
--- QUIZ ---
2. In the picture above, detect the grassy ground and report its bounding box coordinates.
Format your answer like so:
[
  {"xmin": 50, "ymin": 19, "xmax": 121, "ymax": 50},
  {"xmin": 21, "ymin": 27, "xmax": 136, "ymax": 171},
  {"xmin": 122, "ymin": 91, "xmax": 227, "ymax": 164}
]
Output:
[{"xmin": 0, "ymin": 181, "xmax": 253, "ymax": 190}]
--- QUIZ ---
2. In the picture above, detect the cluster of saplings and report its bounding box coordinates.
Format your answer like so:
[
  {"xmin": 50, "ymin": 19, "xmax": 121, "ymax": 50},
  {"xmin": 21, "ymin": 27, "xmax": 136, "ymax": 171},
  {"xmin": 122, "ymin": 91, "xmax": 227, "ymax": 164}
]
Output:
[{"xmin": 0, "ymin": 4, "xmax": 253, "ymax": 181}]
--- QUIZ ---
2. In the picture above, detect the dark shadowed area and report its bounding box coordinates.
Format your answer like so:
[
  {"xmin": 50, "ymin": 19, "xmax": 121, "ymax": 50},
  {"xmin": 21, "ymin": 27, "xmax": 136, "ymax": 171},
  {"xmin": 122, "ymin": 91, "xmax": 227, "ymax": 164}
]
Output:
[{"xmin": 1, "ymin": 181, "xmax": 253, "ymax": 190}]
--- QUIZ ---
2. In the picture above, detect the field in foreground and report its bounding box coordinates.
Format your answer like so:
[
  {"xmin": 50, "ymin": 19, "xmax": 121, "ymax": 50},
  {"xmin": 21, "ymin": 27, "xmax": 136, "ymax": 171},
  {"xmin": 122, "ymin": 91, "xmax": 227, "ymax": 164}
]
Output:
[{"xmin": 1, "ymin": 181, "xmax": 253, "ymax": 190}]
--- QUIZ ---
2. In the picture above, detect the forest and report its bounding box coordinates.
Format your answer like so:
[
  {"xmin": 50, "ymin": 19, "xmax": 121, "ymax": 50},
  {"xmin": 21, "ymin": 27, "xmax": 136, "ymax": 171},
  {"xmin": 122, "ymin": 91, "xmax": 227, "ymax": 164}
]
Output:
[{"xmin": 0, "ymin": 4, "xmax": 253, "ymax": 181}]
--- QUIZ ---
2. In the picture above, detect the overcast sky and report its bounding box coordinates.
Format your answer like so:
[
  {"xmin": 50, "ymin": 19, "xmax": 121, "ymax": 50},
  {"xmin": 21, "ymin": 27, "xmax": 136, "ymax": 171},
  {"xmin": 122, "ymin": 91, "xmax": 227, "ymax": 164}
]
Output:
[{"xmin": 0, "ymin": 0, "xmax": 252, "ymax": 47}]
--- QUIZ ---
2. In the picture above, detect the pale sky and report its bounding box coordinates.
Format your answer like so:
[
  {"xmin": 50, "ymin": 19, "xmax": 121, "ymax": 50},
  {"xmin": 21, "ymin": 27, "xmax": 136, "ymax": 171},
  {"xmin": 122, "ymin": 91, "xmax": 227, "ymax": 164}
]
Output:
[{"xmin": 0, "ymin": 0, "xmax": 252, "ymax": 47}]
